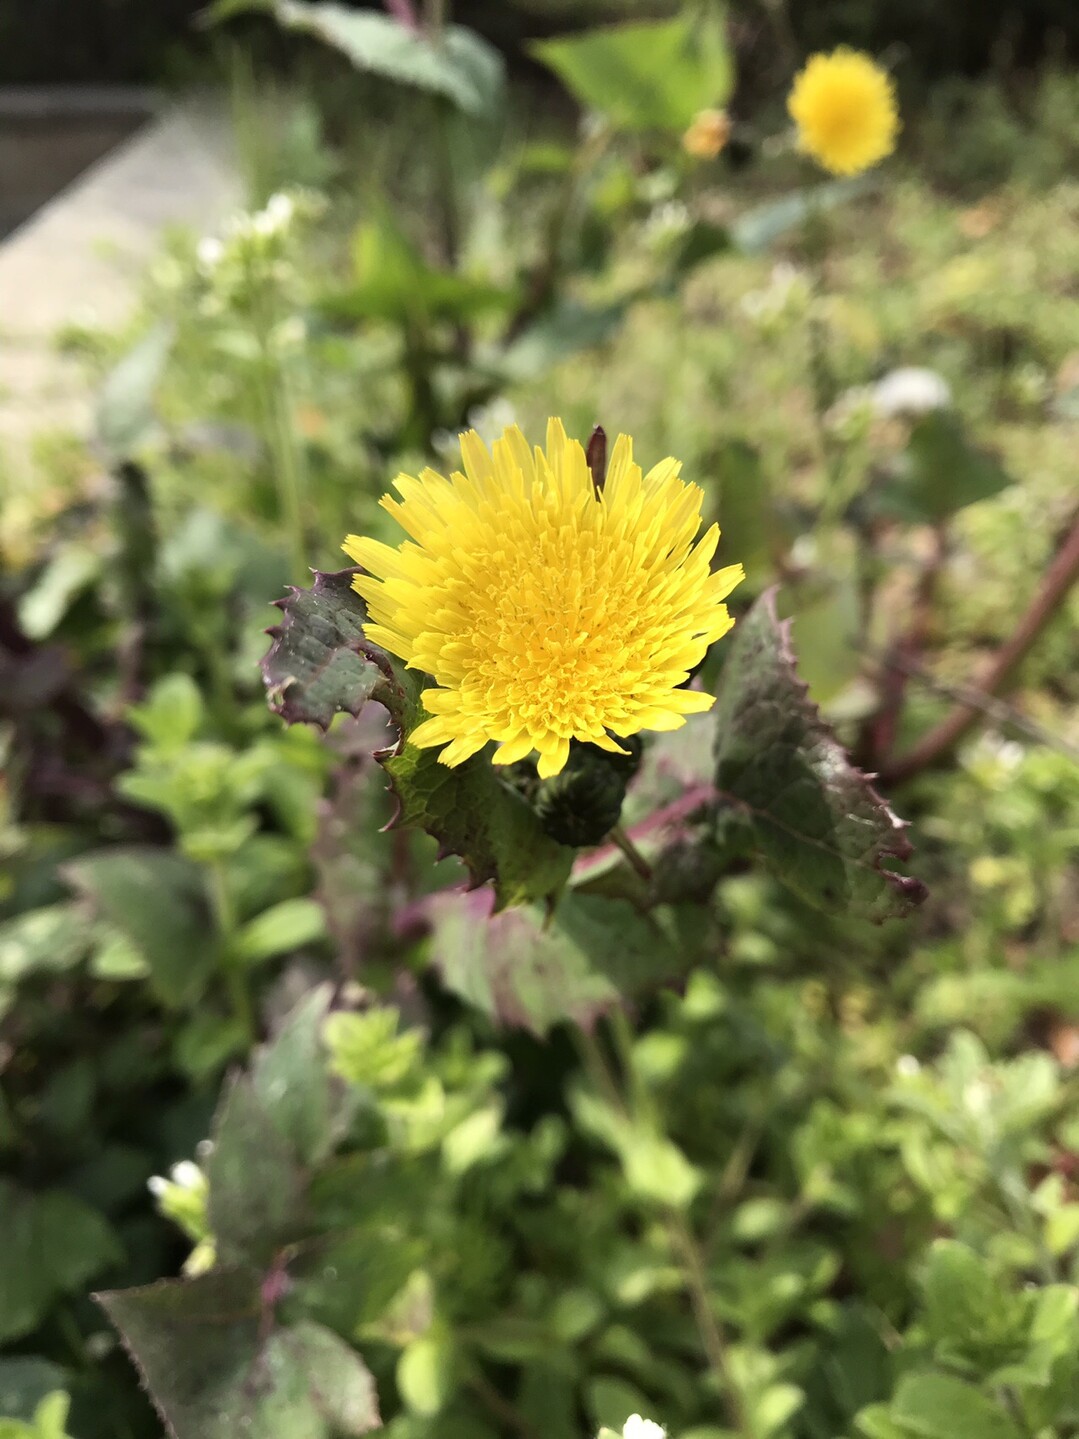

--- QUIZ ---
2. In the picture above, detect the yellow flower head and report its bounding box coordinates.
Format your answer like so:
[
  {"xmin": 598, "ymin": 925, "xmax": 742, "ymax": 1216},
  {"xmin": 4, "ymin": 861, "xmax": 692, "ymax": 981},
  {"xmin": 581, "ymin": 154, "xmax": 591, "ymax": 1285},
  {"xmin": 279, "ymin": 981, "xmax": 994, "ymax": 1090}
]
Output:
[
  {"xmin": 787, "ymin": 48, "xmax": 899, "ymax": 176},
  {"xmin": 683, "ymin": 108, "xmax": 731, "ymax": 160},
  {"xmin": 344, "ymin": 420, "xmax": 743, "ymax": 779}
]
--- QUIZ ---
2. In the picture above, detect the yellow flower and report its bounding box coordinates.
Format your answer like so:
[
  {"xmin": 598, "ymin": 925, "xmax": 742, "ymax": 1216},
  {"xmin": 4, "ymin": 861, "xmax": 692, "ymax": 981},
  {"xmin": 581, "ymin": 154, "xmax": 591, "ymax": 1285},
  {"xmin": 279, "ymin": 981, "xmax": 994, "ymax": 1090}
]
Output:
[
  {"xmin": 343, "ymin": 420, "xmax": 743, "ymax": 779},
  {"xmin": 682, "ymin": 108, "xmax": 731, "ymax": 160},
  {"xmin": 787, "ymin": 48, "xmax": 899, "ymax": 176}
]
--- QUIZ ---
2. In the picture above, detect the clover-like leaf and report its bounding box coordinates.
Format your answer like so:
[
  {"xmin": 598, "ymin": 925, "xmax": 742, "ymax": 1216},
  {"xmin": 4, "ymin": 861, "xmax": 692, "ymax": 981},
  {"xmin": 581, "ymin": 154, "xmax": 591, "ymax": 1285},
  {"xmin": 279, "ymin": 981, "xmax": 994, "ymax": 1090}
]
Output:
[
  {"xmin": 427, "ymin": 889, "xmax": 698, "ymax": 1035},
  {"xmin": 713, "ymin": 590, "xmax": 927, "ymax": 922},
  {"xmin": 97, "ymin": 1270, "xmax": 379, "ymax": 1439},
  {"xmin": 262, "ymin": 569, "xmax": 573, "ymax": 907}
]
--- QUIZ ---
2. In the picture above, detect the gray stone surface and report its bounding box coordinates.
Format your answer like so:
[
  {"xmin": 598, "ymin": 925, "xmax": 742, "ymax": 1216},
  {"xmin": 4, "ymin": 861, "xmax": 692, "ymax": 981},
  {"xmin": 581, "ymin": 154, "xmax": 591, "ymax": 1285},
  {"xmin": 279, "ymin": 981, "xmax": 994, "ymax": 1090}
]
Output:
[{"xmin": 0, "ymin": 97, "xmax": 239, "ymax": 483}]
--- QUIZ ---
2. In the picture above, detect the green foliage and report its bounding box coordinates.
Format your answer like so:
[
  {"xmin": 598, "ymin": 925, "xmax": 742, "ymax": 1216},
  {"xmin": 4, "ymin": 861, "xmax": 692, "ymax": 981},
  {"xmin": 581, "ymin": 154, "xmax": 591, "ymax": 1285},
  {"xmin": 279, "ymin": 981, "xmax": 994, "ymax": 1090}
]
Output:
[
  {"xmin": 531, "ymin": 15, "xmax": 732, "ymax": 134},
  {"xmin": 275, "ymin": 2, "xmax": 503, "ymax": 118},
  {"xmin": 264, "ymin": 568, "xmax": 575, "ymax": 907},
  {"xmin": 0, "ymin": 1183, "xmax": 120, "ymax": 1345},
  {"xmin": 99, "ymin": 1272, "xmax": 380, "ymax": 1439},
  {"xmin": 4, "ymin": 13, "xmax": 1079, "ymax": 1439},
  {"xmin": 64, "ymin": 848, "xmax": 221, "ymax": 1007},
  {"xmin": 0, "ymin": 1393, "xmax": 74, "ymax": 1439},
  {"xmin": 427, "ymin": 890, "xmax": 695, "ymax": 1035},
  {"xmin": 713, "ymin": 591, "xmax": 927, "ymax": 921},
  {"xmin": 874, "ymin": 412, "xmax": 1013, "ymax": 524}
]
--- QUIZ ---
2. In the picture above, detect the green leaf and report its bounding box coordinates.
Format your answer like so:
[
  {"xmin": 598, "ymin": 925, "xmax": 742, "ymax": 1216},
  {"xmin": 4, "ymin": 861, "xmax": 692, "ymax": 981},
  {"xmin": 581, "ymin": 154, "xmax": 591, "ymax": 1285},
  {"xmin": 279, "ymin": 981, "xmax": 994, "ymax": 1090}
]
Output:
[
  {"xmin": 324, "ymin": 1006, "xmax": 423, "ymax": 1092},
  {"xmin": 0, "ymin": 1393, "xmax": 73, "ymax": 1439},
  {"xmin": 888, "ymin": 1373, "xmax": 1021, "ymax": 1439},
  {"xmin": 95, "ymin": 322, "xmax": 174, "ymax": 459},
  {"xmin": 274, "ymin": 2, "xmax": 504, "ymax": 116},
  {"xmin": 207, "ymin": 1076, "xmax": 308, "ymax": 1266},
  {"xmin": 497, "ymin": 297, "xmax": 631, "ymax": 384},
  {"xmin": 262, "ymin": 567, "xmax": 403, "ymax": 731},
  {"xmin": 397, "ymin": 1333, "xmax": 457, "ymax": 1417},
  {"xmin": 332, "ymin": 209, "xmax": 513, "ymax": 326},
  {"xmin": 250, "ymin": 987, "xmax": 338, "ymax": 1167},
  {"xmin": 0, "ymin": 1182, "xmax": 120, "ymax": 1344},
  {"xmin": 0, "ymin": 905, "xmax": 87, "ymax": 986},
  {"xmin": 875, "ymin": 412, "xmax": 1013, "ymax": 523},
  {"xmin": 263, "ymin": 570, "xmax": 573, "ymax": 907},
  {"xmin": 383, "ymin": 730, "xmax": 574, "ymax": 908},
  {"xmin": 732, "ymin": 179, "xmax": 869, "ymax": 252},
  {"xmin": 16, "ymin": 546, "xmax": 103, "ymax": 641},
  {"xmin": 63, "ymin": 848, "xmax": 220, "ymax": 1007},
  {"xmin": 531, "ymin": 15, "xmax": 732, "ymax": 133},
  {"xmin": 98, "ymin": 1271, "xmax": 380, "ymax": 1438},
  {"xmin": 232, "ymin": 898, "xmax": 328, "ymax": 966},
  {"xmin": 427, "ymin": 889, "xmax": 693, "ymax": 1034},
  {"xmin": 0, "ymin": 1360, "xmax": 69, "ymax": 1423},
  {"xmin": 713, "ymin": 590, "xmax": 927, "ymax": 921}
]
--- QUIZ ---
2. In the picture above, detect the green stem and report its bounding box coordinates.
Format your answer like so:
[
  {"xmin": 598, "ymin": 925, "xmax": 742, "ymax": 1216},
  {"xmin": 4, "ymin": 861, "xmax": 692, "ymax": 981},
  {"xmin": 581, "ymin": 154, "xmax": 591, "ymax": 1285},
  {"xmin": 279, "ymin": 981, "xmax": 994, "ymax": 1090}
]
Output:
[
  {"xmin": 250, "ymin": 274, "xmax": 307, "ymax": 578},
  {"xmin": 608, "ymin": 823, "xmax": 653, "ymax": 883},
  {"xmin": 668, "ymin": 1212, "xmax": 750, "ymax": 1437},
  {"xmin": 210, "ymin": 861, "xmax": 256, "ymax": 1045}
]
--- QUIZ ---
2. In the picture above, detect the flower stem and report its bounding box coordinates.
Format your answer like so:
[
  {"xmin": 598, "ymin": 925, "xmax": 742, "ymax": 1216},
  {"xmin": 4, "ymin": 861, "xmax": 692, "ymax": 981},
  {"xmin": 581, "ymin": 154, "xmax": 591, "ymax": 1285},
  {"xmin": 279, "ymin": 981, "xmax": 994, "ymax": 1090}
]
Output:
[
  {"xmin": 882, "ymin": 503, "xmax": 1079, "ymax": 784},
  {"xmin": 210, "ymin": 860, "xmax": 256, "ymax": 1045},
  {"xmin": 668, "ymin": 1212, "xmax": 750, "ymax": 1437},
  {"xmin": 608, "ymin": 823, "xmax": 653, "ymax": 883}
]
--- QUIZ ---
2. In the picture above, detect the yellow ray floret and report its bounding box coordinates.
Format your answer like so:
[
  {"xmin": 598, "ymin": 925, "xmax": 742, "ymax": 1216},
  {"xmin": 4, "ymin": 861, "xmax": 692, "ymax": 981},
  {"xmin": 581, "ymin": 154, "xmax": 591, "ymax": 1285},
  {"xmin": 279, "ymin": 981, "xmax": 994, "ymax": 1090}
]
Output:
[
  {"xmin": 343, "ymin": 419, "xmax": 743, "ymax": 779},
  {"xmin": 787, "ymin": 48, "xmax": 899, "ymax": 177}
]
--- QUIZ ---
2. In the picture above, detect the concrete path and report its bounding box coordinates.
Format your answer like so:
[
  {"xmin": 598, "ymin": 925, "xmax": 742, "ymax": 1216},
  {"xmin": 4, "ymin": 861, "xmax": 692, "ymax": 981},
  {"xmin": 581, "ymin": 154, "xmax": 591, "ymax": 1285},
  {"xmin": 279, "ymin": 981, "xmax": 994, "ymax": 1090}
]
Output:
[{"xmin": 0, "ymin": 98, "xmax": 239, "ymax": 485}]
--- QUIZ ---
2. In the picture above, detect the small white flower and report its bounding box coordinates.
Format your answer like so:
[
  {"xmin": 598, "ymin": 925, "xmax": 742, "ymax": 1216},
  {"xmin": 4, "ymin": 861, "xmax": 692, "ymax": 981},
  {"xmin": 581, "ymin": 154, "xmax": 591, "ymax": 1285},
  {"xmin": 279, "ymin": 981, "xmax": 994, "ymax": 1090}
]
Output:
[
  {"xmin": 147, "ymin": 1175, "xmax": 168, "ymax": 1198},
  {"xmin": 264, "ymin": 192, "xmax": 296, "ymax": 229},
  {"xmin": 896, "ymin": 1054, "xmax": 920, "ymax": 1078},
  {"xmin": 623, "ymin": 1417, "xmax": 666, "ymax": 1439},
  {"xmin": 170, "ymin": 1160, "xmax": 204, "ymax": 1191},
  {"xmin": 197, "ymin": 236, "xmax": 225, "ymax": 269},
  {"xmin": 870, "ymin": 367, "xmax": 951, "ymax": 419}
]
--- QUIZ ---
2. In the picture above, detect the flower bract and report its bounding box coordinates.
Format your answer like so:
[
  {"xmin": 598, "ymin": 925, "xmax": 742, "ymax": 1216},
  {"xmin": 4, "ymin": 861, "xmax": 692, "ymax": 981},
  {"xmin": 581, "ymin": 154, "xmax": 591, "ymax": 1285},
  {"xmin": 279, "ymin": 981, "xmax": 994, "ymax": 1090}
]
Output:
[
  {"xmin": 787, "ymin": 48, "xmax": 899, "ymax": 176},
  {"xmin": 343, "ymin": 419, "xmax": 742, "ymax": 779}
]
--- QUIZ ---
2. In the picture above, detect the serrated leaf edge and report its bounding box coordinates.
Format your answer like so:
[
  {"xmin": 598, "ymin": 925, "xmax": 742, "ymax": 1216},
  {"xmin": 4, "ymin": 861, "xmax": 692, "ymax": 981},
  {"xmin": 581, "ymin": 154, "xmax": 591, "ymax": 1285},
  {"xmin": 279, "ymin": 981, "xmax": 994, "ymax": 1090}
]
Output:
[{"xmin": 720, "ymin": 588, "xmax": 928, "ymax": 919}]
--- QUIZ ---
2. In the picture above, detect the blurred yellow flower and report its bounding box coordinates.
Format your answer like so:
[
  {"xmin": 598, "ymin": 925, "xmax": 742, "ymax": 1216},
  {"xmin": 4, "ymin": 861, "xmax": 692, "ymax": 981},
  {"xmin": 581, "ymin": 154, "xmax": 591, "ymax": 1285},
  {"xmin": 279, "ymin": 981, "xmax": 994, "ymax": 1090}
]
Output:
[
  {"xmin": 682, "ymin": 108, "xmax": 731, "ymax": 159},
  {"xmin": 787, "ymin": 49, "xmax": 898, "ymax": 176},
  {"xmin": 344, "ymin": 420, "xmax": 743, "ymax": 779}
]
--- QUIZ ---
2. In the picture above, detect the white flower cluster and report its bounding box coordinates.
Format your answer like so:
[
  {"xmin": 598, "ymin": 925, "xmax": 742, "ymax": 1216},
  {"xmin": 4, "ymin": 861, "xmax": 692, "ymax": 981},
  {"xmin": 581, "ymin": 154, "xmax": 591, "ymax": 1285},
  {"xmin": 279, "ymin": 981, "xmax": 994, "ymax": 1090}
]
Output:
[
  {"xmin": 598, "ymin": 1416, "xmax": 667, "ymax": 1439},
  {"xmin": 825, "ymin": 366, "xmax": 952, "ymax": 438},
  {"xmin": 197, "ymin": 190, "xmax": 323, "ymax": 275},
  {"xmin": 147, "ymin": 1158, "xmax": 203, "ymax": 1200},
  {"xmin": 623, "ymin": 1418, "xmax": 666, "ymax": 1439}
]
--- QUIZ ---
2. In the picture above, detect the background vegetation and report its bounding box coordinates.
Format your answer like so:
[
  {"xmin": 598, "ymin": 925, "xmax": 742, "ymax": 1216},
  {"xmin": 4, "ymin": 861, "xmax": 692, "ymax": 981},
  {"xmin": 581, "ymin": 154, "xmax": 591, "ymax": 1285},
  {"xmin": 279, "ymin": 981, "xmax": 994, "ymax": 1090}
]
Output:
[{"xmin": 1, "ymin": 5, "xmax": 1078, "ymax": 1439}]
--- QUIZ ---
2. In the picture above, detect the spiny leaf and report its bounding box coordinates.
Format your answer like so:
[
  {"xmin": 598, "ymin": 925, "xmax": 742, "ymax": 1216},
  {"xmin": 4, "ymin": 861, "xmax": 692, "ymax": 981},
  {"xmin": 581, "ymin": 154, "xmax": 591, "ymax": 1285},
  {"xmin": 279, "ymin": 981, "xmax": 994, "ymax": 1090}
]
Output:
[
  {"xmin": 262, "ymin": 567, "xmax": 403, "ymax": 731},
  {"xmin": 383, "ymin": 738, "xmax": 574, "ymax": 908},
  {"xmin": 713, "ymin": 589, "xmax": 927, "ymax": 922},
  {"xmin": 427, "ymin": 889, "xmax": 698, "ymax": 1035},
  {"xmin": 262, "ymin": 570, "xmax": 573, "ymax": 907},
  {"xmin": 97, "ymin": 1271, "xmax": 380, "ymax": 1439}
]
